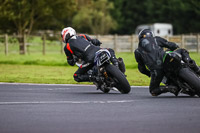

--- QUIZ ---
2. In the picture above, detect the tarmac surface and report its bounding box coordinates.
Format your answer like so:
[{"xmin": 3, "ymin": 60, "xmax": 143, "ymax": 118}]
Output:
[{"xmin": 0, "ymin": 83, "xmax": 200, "ymax": 133}]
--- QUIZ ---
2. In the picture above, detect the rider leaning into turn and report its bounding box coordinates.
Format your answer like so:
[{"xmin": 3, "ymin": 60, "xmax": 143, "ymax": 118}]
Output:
[
  {"xmin": 134, "ymin": 29, "xmax": 200, "ymax": 96},
  {"xmin": 61, "ymin": 27, "xmax": 122, "ymax": 83}
]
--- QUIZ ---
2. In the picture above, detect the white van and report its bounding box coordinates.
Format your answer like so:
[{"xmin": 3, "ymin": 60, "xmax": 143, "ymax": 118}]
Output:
[{"xmin": 135, "ymin": 23, "xmax": 173, "ymax": 36}]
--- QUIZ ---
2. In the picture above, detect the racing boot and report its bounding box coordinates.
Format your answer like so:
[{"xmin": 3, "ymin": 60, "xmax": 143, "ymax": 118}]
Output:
[
  {"xmin": 150, "ymin": 86, "xmax": 169, "ymax": 96},
  {"xmin": 74, "ymin": 74, "xmax": 90, "ymax": 82},
  {"xmin": 151, "ymin": 86, "xmax": 180, "ymax": 96},
  {"xmin": 188, "ymin": 59, "xmax": 200, "ymax": 76},
  {"xmin": 150, "ymin": 88, "xmax": 166, "ymax": 96},
  {"xmin": 118, "ymin": 57, "xmax": 126, "ymax": 74},
  {"xmin": 74, "ymin": 74, "xmax": 99, "ymax": 82},
  {"xmin": 163, "ymin": 85, "xmax": 180, "ymax": 96}
]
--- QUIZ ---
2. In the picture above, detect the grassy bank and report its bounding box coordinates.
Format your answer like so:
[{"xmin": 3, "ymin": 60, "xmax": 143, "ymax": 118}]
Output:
[
  {"xmin": 0, "ymin": 52, "xmax": 199, "ymax": 86},
  {"xmin": 0, "ymin": 64, "xmax": 149, "ymax": 86}
]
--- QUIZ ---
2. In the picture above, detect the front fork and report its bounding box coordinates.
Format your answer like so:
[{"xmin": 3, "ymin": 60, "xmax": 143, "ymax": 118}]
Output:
[
  {"xmin": 99, "ymin": 65, "xmax": 115, "ymax": 88},
  {"xmin": 99, "ymin": 65, "xmax": 109, "ymax": 78}
]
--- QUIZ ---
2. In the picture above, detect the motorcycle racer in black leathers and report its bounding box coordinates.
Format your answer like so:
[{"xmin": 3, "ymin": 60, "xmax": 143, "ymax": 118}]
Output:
[
  {"xmin": 61, "ymin": 27, "xmax": 123, "ymax": 83},
  {"xmin": 78, "ymin": 34, "xmax": 120, "ymax": 68},
  {"xmin": 134, "ymin": 29, "xmax": 200, "ymax": 96}
]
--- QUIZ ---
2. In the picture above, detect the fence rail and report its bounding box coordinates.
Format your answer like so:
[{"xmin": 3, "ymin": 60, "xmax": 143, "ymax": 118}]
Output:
[{"xmin": 0, "ymin": 34, "xmax": 200, "ymax": 55}]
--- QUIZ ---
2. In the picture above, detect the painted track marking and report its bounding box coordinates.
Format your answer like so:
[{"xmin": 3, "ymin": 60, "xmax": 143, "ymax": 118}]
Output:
[{"xmin": 0, "ymin": 100, "xmax": 136, "ymax": 105}]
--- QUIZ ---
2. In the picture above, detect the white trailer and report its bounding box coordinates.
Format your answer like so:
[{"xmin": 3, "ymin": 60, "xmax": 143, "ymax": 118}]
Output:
[{"xmin": 135, "ymin": 23, "xmax": 173, "ymax": 36}]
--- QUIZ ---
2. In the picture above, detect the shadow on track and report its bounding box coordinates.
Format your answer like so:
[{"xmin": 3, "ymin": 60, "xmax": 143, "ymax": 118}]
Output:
[
  {"xmin": 70, "ymin": 92, "xmax": 122, "ymax": 95},
  {"xmin": 151, "ymin": 95, "xmax": 199, "ymax": 99}
]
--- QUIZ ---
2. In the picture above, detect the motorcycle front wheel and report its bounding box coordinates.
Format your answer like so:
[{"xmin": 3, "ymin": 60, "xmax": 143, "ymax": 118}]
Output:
[
  {"xmin": 179, "ymin": 67, "xmax": 200, "ymax": 97},
  {"xmin": 105, "ymin": 64, "xmax": 131, "ymax": 94}
]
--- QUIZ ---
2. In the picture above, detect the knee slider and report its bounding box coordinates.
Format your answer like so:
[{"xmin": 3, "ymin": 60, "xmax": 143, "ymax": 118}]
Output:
[
  {"xmin": 73, "ymin": 74, "xmax": 81, "ymax": 82},
  {"xmin": 150, "ymin": 89, "xmax": 163, "ymax": 96},
  {"xmin": 150, "ymin": 90, "xmax": 157, "ymax": 96}
]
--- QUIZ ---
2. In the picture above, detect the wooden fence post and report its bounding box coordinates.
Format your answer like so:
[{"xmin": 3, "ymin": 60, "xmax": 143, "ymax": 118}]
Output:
[
  {"xmin": 166, "ymin": 36, "xmax": 169, "ymax": 41},
  {"xmin": 43, "ymin": 34, "xmax": 46, "ymax": 55},
  {"xmin": 96, "ymin": 34, "xmax": 100, "ymax": 40},
  {"xmin": 5, "ymin": 34, "xmax": 8, "ymax": 55},
  {"xmin": 114, "ymin": 34, "xmax": 117, "ymax": 52},
  {"xmin": 130, "ymin": 34, "xmax": 134, "ymax": 53},
  {"xmin": 197, "ymin": 34, "xmax": 200, "ymax": 53},
  {"xmin": 181, "ymin": 34, "xmax": 185, "ymax": 48}
]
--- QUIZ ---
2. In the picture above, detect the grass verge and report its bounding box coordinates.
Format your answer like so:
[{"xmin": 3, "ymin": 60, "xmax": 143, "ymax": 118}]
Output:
[
  {"xmin": 0, "ymin": 64, "xmax": 150, "ymax": 86},
  {"xmin": 0, "ymin": 52, "xmax": 199, "ymax": 86}
]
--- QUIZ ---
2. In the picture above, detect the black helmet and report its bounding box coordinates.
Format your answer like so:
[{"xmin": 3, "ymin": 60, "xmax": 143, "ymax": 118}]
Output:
[{"xmin": 138, "ymin": 29, "xmax": 154, "ymax": 41}]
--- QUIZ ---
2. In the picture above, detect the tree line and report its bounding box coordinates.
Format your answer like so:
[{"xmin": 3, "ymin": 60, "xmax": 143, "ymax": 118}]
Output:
[{"xmin": 0, "ymin": 0, "xmax": 199, "ymax": 36}]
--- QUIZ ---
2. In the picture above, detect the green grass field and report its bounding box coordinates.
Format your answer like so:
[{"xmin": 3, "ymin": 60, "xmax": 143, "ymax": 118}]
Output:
[{"xmin": 0, "ymin": 52, "xmax": 199, "ymax": 86}]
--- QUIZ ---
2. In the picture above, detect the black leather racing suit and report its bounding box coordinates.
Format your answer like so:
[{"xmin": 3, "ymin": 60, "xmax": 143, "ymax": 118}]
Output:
[
  {"xmin": 134, "ymin": 36, "xmax": 179, "ymax": 96},
  {"xmin": 64, "ymin": 34, "xmax": 101, "ymax": 82},
  {"xmin": 64, "ymin": 34, "xmax": 121, "ymax": 82}
]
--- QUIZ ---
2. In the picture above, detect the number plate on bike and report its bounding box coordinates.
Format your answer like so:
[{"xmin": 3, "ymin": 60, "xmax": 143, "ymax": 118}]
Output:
[
  {"xmin": 94, "ymin": 49, "xmax": 111, "ymax": 67},
  {"xmin": 97, "ymin": 52, "xmax": 109, "ymax": 65},
  {"xmin": 100, "ymin": 52, "xmax": 109, "ymax": 62}
]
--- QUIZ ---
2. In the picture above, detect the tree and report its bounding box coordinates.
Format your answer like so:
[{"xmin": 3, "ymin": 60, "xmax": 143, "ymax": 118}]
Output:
[
  {"xmin": 109, "ymin": 0, "xmax": 200, "ymax": 34},
  {"xmin": 72, "ymin": 0, "xmax": 117, "ymax": 34},
  {"xmin": 0, "ymin": 0, "xmax": 76, "ymax": 54}
]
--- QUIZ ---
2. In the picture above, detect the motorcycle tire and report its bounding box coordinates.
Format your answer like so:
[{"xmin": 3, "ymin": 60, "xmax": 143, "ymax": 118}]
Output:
[
  {"xmin": 179, "ymin": 68, "xmax": 200, "ymax": 97},
  {"xmin": 105, "ymin": 64, "xmax": 131, "ymax": 94}
]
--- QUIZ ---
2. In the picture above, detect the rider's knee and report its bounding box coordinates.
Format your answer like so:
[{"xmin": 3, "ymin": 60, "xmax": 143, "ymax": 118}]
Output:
[
  {"xmin": 73, "ymin": 74, "xmax": 81, "ymax": 82},
  {"xmin": 150, "ymin": 89, "xmax": 161, "ymax": 96},
  {"xmin": 150, "ymin": 90, "xmax": 158, "ymax": 96},
  {"xmin": 151, "ymin": 93, "xmax": 158, "ymax": 96}
]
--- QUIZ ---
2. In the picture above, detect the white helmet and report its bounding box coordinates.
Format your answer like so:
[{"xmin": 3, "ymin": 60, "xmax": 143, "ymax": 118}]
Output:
[{"xmin": 61, "ymin": 27, "xmax": 76, "ymax": 43}]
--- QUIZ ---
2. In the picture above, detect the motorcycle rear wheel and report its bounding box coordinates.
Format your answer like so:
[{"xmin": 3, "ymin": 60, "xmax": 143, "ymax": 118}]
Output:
[
  {"xmin": 105, "ymin": 64, "xmax": 131, "ymax": 94},
  {"xmin": 179, "ymin": 68, "xmax": 200, "ymax": 97}
]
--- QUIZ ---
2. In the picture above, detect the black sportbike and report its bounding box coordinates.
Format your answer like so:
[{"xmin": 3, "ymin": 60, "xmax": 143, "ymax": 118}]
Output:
[
  {"xmin": 163, "ymin": 51, "xmax": 200, "ymax": 97},
  {"xmin": 77, "ymin": 49, "xmax": 131, "ymax": 94}
]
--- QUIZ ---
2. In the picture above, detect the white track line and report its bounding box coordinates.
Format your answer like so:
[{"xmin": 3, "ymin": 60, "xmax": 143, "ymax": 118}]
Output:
[
  {"xmin": 0, "ymin": 100, "xmax": 136, "ymax": 105},
  {"xmin": 0, "ymin": 82, "xmax": 147, "ymax": 88},
  {"xmin": 0, "ymin": 82, "xmax": 93, "ymax": 86}
]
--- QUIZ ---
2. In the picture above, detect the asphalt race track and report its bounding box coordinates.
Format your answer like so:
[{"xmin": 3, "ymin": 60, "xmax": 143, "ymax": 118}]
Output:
[{"xmin": 0, "ymin": 83, "xmax": 200, "ymax": 133}]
